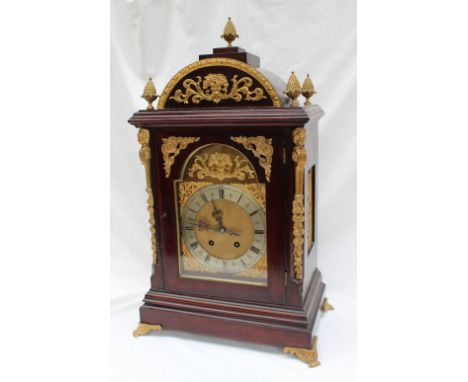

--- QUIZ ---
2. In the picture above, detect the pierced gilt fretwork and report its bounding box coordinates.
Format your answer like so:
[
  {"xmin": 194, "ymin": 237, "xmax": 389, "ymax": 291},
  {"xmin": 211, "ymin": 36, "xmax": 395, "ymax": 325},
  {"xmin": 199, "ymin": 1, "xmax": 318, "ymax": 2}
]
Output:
[
  {"xmin": 238, "ymin": 253, "xmax": 267, "ymax": 279},
  {"xmin": 188, "ymin": 153, "xmax": 255, "ymax": 181},
  {"xmin": 161, "ymin": 136, "xmax": 200, "ymax": 178},
  {"xmin": 291, "ymin": 128, "xmax": 307, "ymax": 280},
  {"xmin": 138, "ymin": 129, "xmax": 158, "ymax": 265},
  {"xmin": 231, "ymin": 136, "xmax": 273, "ymax": 182},
  {"xmin": 181, "ymin": 242, "xmax": 216, "ymax": 274},
  {"xmin": 283, "ymin": 336, "xmax": 320, "ymax": 367},
  {"xmin": 170, "ymin": 73, "xmax": 266, "ymax": 105},
  {"xmin": 234, "ymin": 183, "xmax": 266, "ymax": 209},
  {"xmin": 178, "ymin": 181, "xmax": 211, "ymax": 214},
  {"xmin": 158, "ymin": 58, "xmax": 282, "ymax": 109}
]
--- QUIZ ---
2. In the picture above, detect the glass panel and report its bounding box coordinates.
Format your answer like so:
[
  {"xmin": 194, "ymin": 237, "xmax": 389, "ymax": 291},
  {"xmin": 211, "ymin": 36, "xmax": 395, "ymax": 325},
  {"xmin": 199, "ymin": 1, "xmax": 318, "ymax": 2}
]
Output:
[{"xmin": 176, "ymin": 144, "xmax": 268, "ymax": 286}]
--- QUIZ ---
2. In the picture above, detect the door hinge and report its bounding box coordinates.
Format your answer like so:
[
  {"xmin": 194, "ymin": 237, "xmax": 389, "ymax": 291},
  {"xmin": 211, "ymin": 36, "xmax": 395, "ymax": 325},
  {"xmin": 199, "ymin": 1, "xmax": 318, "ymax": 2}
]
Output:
[
  {"xmin": 282, "ymin": 147, "xmax": 286, "ymax": 164},
  {"xmin": 284, "ymin": 271, "xmax": 288, "ymax": 287}
]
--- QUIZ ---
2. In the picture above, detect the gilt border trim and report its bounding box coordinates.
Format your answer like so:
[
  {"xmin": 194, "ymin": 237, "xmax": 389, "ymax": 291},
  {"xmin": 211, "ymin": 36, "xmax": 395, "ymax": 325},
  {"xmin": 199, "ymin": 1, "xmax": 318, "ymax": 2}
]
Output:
[
  {"xmin": 138, "ymin": 129, "xmax": 158, "ymax": 265},
  {"xmin": 291, "ymin": 127, "xmax": 307, "ymax": 280}
]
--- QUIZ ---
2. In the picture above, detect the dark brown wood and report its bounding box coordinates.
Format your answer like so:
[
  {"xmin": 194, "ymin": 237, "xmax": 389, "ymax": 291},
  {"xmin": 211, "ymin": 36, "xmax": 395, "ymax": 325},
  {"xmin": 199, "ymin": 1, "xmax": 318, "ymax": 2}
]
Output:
[
  {"xmin": 156, "ymin": 129, "xmax": 285, "ymax": 303},
  {"xmin": 128, "ymin": 104, "xmax": 325, "ymax": 348},
  {"xmin": 199, "ymin": 46, "xmax": 261, "ymax": 67},
  {"xmin": 129, "ymin": 107, "xmax": 309, "ymax": 128},
  {"xmin": 140, "ymin": 269, "xmax": 324, "ymax": 348}
]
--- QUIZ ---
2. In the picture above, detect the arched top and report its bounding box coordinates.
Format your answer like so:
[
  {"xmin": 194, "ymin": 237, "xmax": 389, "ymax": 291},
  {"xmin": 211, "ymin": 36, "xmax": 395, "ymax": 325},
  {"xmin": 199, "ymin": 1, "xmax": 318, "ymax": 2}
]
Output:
[
  {"xmin": 180, "ymin": 143, "xmax": 259, "ymax": 183},
  {"xmin": 158, "ymin": 58, "xmax": 283, "ymax": 109}
]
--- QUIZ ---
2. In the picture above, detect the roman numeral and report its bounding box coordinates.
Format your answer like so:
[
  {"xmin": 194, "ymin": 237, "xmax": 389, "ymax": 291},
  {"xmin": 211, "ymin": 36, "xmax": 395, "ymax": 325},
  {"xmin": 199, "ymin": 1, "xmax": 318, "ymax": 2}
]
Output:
[
  {"xmin": 218, "ymin": 187, "xmax": 224, "ymax": 199},
  {"xmin": 240, "ymin": 259, "xmax": 247, "ymax": 267},
  {"xmin": 237, "ymin": 193, "xmax": 244, "ymax": 204},
  {"xmin": 250, "ymin": 246, "xmax": 260, "ymax": 254},
  {"xmin": 201, "ymin": 193, "xmax": 208, "ymax": 203},
  {"xmin": 188, "ymin": 208, "xmax": 197, "ymax": 214},
  {"xmin": 254, "ymin": 229, "xmax": 265, "ymax": 235},
  {"xmin": 185, "ymin": 226, "xmax": 195, "ymax": 231},
  {"xmin": 204, "ymin": 255, "xmax": 211, "ymax": 263},
  {"xmin": 190, "ymin": 241, "xmax": 199, "ymax": 250},
  {"xmin": 249, "ymin": 209, "xmax": 260, "ymax": 217}
]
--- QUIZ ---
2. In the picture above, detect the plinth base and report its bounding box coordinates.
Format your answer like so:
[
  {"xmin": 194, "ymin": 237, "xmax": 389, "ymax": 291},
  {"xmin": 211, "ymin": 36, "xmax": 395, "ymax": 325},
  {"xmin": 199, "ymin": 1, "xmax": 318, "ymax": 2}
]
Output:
[{"xmin": 137, "ymin": 271, "xmax": 325, "ymax": 350}]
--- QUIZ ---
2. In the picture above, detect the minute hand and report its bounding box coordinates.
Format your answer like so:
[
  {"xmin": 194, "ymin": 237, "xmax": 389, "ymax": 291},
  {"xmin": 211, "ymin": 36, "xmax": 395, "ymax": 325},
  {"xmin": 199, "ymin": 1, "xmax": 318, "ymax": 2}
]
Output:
[{"xmin": 211, "ymin": 200, "xmax": 224, "ymax": 229}]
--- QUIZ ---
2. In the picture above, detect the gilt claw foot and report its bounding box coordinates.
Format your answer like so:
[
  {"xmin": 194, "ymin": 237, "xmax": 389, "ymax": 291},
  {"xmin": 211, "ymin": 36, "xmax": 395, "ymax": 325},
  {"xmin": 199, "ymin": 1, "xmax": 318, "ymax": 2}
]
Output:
[
  {"xmin": 283, "ymin": 336, "xmax": 320, "ymax": 367},
  {"xmin": 133, "ymin": 323, "xmax": 162, "ymax": 337},
  {"xmin": 320, "ymin": 297, "xmax": 335, "ymax": 312}
]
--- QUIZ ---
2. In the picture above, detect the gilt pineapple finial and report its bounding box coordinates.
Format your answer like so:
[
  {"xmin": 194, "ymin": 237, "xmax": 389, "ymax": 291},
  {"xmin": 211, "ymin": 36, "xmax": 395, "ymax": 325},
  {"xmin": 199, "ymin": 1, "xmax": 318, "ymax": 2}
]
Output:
[
  {"xmin": 284, "ymin": 72, "xmax": 302, "ymax": 107},
  {"xmin": 141, "ymin": 77, "xmax": 158, "ymax": 110},
  {"xmin": 301, "ymin": 74, "xmax": 316, "ymax": 106},
  {"xmin": 221, "ymin": 17, "xmax": 239, "ymax": 47}
]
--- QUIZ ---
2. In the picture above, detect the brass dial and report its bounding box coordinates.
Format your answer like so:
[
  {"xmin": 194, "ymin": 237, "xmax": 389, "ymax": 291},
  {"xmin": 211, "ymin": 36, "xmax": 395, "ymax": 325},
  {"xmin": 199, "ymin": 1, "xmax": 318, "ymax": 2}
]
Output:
[{"xmin": 180, "ymin": 184, "xmax": 266, "ymax": 274}]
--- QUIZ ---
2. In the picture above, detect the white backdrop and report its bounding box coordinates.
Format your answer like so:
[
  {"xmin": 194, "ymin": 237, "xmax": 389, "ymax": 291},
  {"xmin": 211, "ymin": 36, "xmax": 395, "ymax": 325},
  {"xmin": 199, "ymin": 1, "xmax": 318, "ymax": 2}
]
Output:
[{"xmin": 111, "ymin": 0, "xmax": 356, "ymax": 381}]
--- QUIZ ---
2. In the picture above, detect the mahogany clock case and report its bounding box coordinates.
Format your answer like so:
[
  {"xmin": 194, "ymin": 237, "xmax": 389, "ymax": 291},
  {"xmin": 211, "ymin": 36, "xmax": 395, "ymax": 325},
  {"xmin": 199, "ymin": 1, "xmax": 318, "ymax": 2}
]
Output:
[{"xmin": 129, "ymin": 105, "xmax": 325, "ymax": 349}]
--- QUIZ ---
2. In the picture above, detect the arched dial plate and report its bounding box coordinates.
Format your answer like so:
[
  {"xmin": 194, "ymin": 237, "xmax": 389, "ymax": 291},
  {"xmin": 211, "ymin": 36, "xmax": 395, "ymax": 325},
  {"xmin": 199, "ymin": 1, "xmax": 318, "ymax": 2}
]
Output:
[{"xmin": 180, "ymin": 184, "xmax": 267, "ymax": 274}]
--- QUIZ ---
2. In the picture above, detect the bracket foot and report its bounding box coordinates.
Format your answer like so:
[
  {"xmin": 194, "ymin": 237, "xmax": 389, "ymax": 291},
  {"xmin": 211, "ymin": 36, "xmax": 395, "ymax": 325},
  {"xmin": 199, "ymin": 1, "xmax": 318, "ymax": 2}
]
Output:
[
  {"xmin": 133, "ymin": 323, "xmax": 162, "ymax": 337},
  {"xmin": 320, "ymin": 297, "xmax": 334, "ymax": 312},
  {"xmin": 283, "ymin": 336, "xmax": 320, "ymax": 367}
]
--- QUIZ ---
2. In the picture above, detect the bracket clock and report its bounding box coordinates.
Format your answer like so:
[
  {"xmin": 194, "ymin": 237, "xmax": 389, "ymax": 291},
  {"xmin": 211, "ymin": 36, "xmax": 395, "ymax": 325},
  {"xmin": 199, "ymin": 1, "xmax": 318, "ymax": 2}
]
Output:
[{"xmin": 128, "ymin": 19, "xmax": 334, "ymax": 367}]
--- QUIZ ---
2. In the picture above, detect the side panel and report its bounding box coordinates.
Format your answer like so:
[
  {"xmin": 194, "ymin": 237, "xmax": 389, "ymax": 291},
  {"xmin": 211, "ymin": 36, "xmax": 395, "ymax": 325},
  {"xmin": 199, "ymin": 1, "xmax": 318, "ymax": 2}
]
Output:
[{"xmin": 303, "ymin": 108, "xmax": 321, "ymax": 293}]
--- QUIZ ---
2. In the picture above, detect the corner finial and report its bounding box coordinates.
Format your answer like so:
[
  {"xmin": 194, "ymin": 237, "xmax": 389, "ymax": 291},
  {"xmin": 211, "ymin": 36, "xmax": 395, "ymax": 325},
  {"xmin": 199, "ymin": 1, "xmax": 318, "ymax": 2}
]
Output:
[
  {"xmin": 221, "ymin": 17, "xmax": 239, "ymax": 47},
  {"xmin": 141, "ymin": 77, "xmax": 158, "ymax": 110},
  {"xmin": 284, "ymin": 72, "xmax": 302, "ymax": 107},
  {"xmin": 301, "ymin": 74, "xmax": 316, "ymax": 106}
]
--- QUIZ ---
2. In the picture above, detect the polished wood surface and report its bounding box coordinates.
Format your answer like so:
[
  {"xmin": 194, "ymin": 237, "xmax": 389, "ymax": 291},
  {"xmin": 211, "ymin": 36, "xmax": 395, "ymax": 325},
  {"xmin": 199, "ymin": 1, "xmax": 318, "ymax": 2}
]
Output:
[
  {"xmin": 128, "ymin": 101, "xmax": 325, "ymax": 347},
  {"xmin": 129, "ymin": 107, "xmax": 309, "ymax": 128},
  {"xmin": 141, "ymin": 269, "xmax": 324, "ymax": 348},
  {"xmin": 199, "ymin": 46, "xmax": 261, "ymax": 67}
]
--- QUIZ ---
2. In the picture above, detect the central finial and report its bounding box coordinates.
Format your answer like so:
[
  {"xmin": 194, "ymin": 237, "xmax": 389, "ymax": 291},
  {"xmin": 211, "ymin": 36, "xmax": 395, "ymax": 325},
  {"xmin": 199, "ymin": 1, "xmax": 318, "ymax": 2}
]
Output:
[{"xmin": 221, "ymin": 17, "xmax": 239, "ymax": 47}]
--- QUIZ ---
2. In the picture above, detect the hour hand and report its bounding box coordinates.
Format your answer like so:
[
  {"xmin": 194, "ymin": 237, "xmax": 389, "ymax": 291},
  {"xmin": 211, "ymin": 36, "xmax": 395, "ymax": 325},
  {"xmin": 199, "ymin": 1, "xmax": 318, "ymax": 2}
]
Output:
[
  {"xmin": 211, "ymin": 200, "xmax": 224, "ymax": 228},
  {"xmin": 196, "ymin": 220, "xmax": 218, "ymax": 233}
]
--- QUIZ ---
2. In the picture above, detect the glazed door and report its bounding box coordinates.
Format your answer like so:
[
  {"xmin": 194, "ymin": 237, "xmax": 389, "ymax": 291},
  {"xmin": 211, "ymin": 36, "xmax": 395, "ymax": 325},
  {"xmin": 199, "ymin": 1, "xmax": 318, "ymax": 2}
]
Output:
[{"xmin": 153, "ymin": 125, "xmax": 287, "ymax": 304}]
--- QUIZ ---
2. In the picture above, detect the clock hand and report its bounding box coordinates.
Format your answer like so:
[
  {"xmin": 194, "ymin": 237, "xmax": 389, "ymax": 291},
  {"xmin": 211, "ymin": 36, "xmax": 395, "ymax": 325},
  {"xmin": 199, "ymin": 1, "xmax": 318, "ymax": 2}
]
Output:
[
  {"xmin": 225, "ymin": 229, "xmax": 241, "ymax": 237},
  {"xmin": 195, "ymin": 220, "xmax": 241, "ymax": 236},
  {"xmin": 211, "ymin": 200, "xmax": 225, "ymax": 229},
  {"xmin": 196, "ymin": 220, "xmax": 218, "ymax": 232}
]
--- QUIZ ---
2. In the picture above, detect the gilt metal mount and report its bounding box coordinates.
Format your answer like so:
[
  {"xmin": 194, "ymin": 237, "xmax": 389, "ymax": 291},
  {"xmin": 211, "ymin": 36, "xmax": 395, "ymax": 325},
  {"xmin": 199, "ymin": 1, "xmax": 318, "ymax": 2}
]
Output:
[
  {"xmin": 142, "ymin": 78, "xmax": 158, "ymax": 110},
  {"xmin": 221, "ymin": 17, "xmax": 239, "ymax": 47},
  {"xmin": 133, "ymin": 323, "xmax": 162, "ymax": 337},
  {"xmin": 283, "ymin": 336, "xmax": 320, "ymax": 367},
  {"xmin": 321, "ymin": 297, "xmax": 335, "ymax": 312},
  {"xmin": 284, "ymin": 72, "xmax": 302, "ymax": 107}
]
